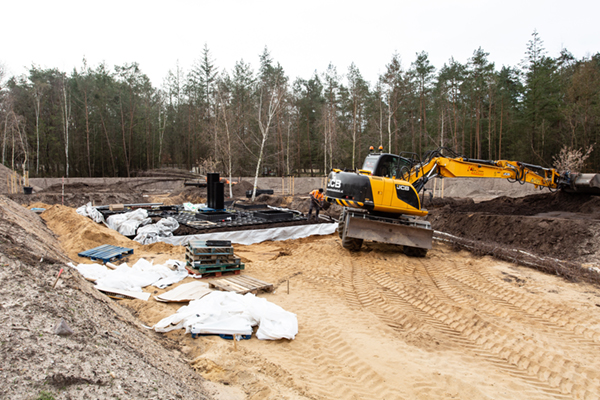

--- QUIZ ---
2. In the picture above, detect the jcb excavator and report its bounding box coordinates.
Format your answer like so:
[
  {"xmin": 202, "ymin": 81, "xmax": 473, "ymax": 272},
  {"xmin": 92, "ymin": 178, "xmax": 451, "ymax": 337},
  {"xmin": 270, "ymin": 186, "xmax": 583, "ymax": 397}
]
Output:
[{"xmin": 326, "ymin": 146, "xmax": 600, "ymax": 257}]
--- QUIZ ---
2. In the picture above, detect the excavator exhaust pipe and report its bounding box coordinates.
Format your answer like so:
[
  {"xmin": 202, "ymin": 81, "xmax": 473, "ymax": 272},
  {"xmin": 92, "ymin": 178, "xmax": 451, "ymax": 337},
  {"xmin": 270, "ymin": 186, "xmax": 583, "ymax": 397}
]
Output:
[{"xmin": 564, "ymin": 173, "xmax": 600, "ymax": 195}]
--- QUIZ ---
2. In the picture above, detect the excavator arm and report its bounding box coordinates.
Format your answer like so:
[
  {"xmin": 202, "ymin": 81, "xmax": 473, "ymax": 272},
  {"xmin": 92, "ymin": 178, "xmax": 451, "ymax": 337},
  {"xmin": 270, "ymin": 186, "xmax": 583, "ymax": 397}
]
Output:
[{"xmin": 409, "ymin": 156, "xmax": 565, "ymax": 192}]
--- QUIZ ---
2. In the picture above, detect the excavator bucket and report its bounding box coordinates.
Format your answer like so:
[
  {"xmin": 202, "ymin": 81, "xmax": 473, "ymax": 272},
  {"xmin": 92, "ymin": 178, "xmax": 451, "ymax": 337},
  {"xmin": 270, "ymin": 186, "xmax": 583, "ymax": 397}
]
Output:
[{"xmin": 564, "ymin": 173, "xmax": 600, "ymax": 195}]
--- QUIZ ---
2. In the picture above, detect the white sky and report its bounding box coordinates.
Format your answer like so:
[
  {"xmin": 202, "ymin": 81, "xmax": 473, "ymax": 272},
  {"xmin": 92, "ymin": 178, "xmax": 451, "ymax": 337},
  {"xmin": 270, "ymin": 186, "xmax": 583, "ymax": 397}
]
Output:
[{"xmin": 1, "ymin": 0, "xmax": 599, "ymax": 87}]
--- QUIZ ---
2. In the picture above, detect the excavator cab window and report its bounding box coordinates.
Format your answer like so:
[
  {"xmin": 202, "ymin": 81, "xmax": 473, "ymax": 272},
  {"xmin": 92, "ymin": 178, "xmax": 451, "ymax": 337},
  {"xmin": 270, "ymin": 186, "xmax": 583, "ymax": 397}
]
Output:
[
  {"xmin": 362, "ymin": 155, "xmax": 380, "ymax": 174},
  {"xmin": 374, "ymin": 155, "xmax": 401, "ymax": 178}
]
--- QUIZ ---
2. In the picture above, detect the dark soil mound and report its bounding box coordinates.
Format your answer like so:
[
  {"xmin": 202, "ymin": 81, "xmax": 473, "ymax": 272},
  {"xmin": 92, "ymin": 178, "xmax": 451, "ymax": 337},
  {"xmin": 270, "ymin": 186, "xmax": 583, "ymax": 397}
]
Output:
[
  {"xmin": 428, "ymin": 192, "xmax": 600, "ymax": 265},
  {"xmin": 167, "ymin": 185, "xmax": 208, "ymax": 204},
  {"xmin": 427, "ymin": 191, "xmax": 600, "ymax": 218},
  {"xmin": 232, "ymin": 180, "xmax": 255, "ymax": 197}
]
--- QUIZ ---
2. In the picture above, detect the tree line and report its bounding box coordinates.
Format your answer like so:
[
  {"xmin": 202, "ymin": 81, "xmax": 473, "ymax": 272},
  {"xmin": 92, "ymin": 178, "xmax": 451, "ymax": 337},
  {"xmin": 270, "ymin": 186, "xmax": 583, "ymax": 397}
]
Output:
[{"xmin": 1, "ymin": 31, "xmax": 599, "ymax": 181}]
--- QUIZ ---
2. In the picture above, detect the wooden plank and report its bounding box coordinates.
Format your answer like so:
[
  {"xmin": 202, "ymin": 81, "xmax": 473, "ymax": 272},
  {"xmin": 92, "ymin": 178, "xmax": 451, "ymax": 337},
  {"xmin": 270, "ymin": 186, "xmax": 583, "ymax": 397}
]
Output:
[
  {"xmin": 230, "ymin": 275, "xmax": 264, "ymax": 286},
  {"xmin": 233, "ymin": 275, "xmax": 268, "ymax": 285},
  {"xmin": 209, "ymin": 280, "xmax": 240, "ymax": 292},
  {"xmin": 230, "ymin": 275, "xmax": 274, "ymax": 290},
  {"xmin": 155, "ymin": 282, "xmax": 213, "ymax": 303},
  {"xmin": 208, "ymin": 275, "xmax": 273, "ymax": 294},
  {"xmin": 217, "ymin": 280, "xmax": 249, "ymax": 292},
  {"xmin": 225, "ymin": 277, "xmax": 256, "ymax": 288}
]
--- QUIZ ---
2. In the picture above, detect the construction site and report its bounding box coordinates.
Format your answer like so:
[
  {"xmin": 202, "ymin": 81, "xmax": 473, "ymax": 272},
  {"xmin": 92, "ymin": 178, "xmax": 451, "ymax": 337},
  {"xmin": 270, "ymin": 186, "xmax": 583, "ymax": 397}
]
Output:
[{"xmin": 2, "ymin": 159, "xmax": 600, "ymax": 400}]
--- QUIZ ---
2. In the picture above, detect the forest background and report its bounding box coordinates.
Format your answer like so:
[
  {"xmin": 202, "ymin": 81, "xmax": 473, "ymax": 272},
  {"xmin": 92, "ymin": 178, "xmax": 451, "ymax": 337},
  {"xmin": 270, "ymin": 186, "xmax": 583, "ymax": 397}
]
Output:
[{"xmin": 1, "ymin": 31, "xmax": 599, "ymax": 181}]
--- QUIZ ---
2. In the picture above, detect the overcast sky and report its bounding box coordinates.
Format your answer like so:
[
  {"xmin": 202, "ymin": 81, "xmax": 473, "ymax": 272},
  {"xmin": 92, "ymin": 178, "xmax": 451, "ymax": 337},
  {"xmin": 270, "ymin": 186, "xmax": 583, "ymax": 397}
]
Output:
[{"xmin": 2, "ymin": 0, "xmax": 599, "ymax": 87}]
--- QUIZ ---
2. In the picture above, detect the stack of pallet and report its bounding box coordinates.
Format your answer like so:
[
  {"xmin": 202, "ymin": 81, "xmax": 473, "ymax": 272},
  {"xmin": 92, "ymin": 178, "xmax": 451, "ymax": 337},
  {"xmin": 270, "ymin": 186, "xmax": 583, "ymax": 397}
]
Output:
[{"xmin": 185, "ymin": 239, "xmax": 245, "ymax": 277}]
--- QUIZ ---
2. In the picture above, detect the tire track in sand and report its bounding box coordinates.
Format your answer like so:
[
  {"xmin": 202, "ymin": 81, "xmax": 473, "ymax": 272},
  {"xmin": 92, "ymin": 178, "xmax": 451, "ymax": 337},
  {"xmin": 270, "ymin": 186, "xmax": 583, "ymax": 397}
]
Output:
[
  {"xmin": 280, "ymin": 291, "xmax": 405, "ymax": 400},
  {"xmin": 259, "ymin": 242, "xmax": 405, "ymax": 400},
  {"xmin": 410, "ymin": 259, "xmax": 600, "ymax": 399},
  {"xmin": 443, "ymin": 258, "xmax": 600, "ymax": 345},
  {"xmin": 351, "ymin": 258, "xmax": 585, "ymax": 399}
]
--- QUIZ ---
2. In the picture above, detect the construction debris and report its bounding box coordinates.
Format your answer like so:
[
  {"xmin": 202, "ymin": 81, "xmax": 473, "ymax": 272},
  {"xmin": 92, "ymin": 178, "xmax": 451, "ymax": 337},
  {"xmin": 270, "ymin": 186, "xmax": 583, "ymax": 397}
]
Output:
[{"xmin": 154, "ymin": 281, "xmax": 213, "ymax": 303}]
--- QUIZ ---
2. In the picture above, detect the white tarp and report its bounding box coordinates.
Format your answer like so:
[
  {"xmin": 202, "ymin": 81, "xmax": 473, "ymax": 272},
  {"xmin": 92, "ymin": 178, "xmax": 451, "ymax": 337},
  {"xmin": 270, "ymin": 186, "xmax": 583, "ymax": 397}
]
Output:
[
  {"xmin": 158, "ymin": 222, "xmax": 337, "ymax": 246},
  {"xmin": 76, "ymin": 202, "xmax": 105, "ymax": 224},
  {"xmin": 106, "ymin": 209, "xmax": 151, "ymax": 236},
  {"xmin": 134, "ymin": 217, "xmax": 180, "ymax": 245},
  {"xmin": 153, "ymin": 291, "xmax": 298, "ymax": 340},
  {"xmin": 183, "ymin": 202, "xmax": 207, "ymax": 212},
  {"xmin": 68, "ymin": 258, "xmax": 188, "ymax": 293}
]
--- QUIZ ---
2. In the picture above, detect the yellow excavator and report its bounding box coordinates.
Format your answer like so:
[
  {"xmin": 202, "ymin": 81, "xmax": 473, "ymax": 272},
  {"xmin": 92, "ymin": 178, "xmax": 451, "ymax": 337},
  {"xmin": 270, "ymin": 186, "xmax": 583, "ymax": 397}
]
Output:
[{"xmin": 326, "ymin": 146, "xmax": 600, "ymax": 256}]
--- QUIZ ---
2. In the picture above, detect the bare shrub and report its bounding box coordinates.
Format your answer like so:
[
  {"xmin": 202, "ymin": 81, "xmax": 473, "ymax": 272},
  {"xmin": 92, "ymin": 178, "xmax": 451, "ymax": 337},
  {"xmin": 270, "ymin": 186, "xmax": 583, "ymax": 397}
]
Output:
[
  {"xmin": 553, "ymin": 144, "xmax": 595, "ymax": 173},
  {"xmin": 197, "ymin": 157, "xmax": 219, "ymax": 175}
]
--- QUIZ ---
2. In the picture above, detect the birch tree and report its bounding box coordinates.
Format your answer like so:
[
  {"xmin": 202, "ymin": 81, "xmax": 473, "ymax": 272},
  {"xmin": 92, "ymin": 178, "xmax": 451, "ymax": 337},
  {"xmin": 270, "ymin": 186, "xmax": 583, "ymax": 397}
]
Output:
[
  {"xmin": 216, "ymin": 75, "xmax": 235, "ymax": 198},
  {"xmin": 251, "ymin": 48, "xmax": 287, "ymax": 201},
  {"xmin": 322, "ymin": 63, "xmax": 340, "ymax": 172},
  {"xmin": 347, "ymin": 63, "xmax": 368, "ymax": 169}
]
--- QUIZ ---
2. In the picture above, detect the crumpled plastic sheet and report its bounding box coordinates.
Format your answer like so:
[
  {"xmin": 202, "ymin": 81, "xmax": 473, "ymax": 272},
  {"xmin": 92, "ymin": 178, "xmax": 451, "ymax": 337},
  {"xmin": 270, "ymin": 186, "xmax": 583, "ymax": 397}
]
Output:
[
  {"xmin": 153, "ymin": 291, "xmax": 298, "ymax": 340},
  {"xmin": 133, "ymin": 217, "xmax": 180, "ymax": 245},
  {"xmin": 160, "ymin": 222, "xmax": 338, "ymax": 246},
  {"xmin": 68, "ymin": 258, "xmax": 188, "ymax": 292},
  {"xmin": 183, "ymin": 202, "xmax": 207, "ymax": 212},
  {"xmin": 76, "ymin": 202, "xmax": 105, "ymax": 224},
  {"xmin": 106, "ymin": 209, "xmax": 151, "ymax": 236}
]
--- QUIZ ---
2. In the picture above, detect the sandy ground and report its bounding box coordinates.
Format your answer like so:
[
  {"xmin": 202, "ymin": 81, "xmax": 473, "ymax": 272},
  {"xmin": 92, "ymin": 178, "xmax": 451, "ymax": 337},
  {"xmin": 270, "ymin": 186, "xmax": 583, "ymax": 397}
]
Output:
[
  {"xmin": 2, "ymin": 168, "xmax": 600, "ymax": 399},
  {"xmin": 125, "ymin": 238, "xmax": 600, "ymax": 400},
  {"xmin": 30, "ymin": 202, "xmax": 600, "ymax": 400}
]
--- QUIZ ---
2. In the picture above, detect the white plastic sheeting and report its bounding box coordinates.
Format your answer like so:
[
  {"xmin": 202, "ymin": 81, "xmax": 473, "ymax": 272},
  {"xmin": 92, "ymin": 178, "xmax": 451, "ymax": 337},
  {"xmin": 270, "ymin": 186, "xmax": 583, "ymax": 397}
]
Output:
[
  {"xmin": 183, "ymin": 202, "xmax": 207, "ymax": 212},
  {"xmin": 133, "ymin": 217, "xmax": 180, "ymax": 245},
  {"xmin": 153, "ymin": 291, "xmax": 298, "ymax": 340},
  {"xmin": 106, "ymin": 209, "xmax": 151, "ymax": 236},
  {"xmin": 68, "ymin": 258, "xmax": 188, "ymax": 292},
  {"xmin": 76, "ymin": 202, "xmax": 105, "ymax": 224},
  {"xmin": 159, "ymin": 222, "xmax": 338, "ymax": 246}
]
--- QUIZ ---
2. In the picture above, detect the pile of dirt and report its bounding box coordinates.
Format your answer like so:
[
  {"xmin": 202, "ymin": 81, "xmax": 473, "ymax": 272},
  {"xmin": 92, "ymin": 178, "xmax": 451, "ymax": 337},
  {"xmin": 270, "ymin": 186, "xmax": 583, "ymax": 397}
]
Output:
[
  {"xmin": 427, "ymin": 191, "xmax": 600, "ymax": 217},
  {"xmin": 6, "ymin": 178, "xmax": 154, "ymax": 208},
  {"xmin": 0, "ymin": 196, "xmax": 211, "ymax": 400},
  {"xmin": 232, "ymin": 180, "xmax": 254, "ymax": 197},
  {"xmin": 427, "ymin": 192, "xmax": 600, "ymax": 266},
  {"xmin": 164, "ymin": 186, "xmax": 208, "ymax": 206}
]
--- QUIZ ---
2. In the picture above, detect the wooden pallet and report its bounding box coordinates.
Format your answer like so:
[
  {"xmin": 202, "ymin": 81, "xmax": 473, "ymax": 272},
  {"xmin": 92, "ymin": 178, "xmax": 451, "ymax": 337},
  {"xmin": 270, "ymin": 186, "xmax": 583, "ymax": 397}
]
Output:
[
  {"xmin": 208, "ymin": 275, "xmax": 274, "ymax": 294},
  {"xmin": 186, "ymin": 264, "xmax": 245, "ymax": 277},
  {"xmin": 189, "ymin": 239, "xmax": 232, "ymax": 247},
  {"xmin": 186, "ymin": 255, "xmax": 241, "ymax": 266},
  {"xmin": 185, "ymin": 267, "xmax": 244, "ymax": 278},
  {"xmin": 78, "ymin": 245, "xmax": 134, "ymax": 264},
  {"xmin": 186, "ymin": 245, "xmax": 234, "ymax": 256}
]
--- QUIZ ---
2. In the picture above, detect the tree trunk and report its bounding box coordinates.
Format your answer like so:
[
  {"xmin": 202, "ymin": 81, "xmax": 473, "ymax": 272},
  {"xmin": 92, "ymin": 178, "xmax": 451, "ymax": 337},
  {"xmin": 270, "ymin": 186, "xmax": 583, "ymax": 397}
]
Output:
[{"xmin": 84, "ymin": 89, "xmax": 92, "ymax": 177}]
